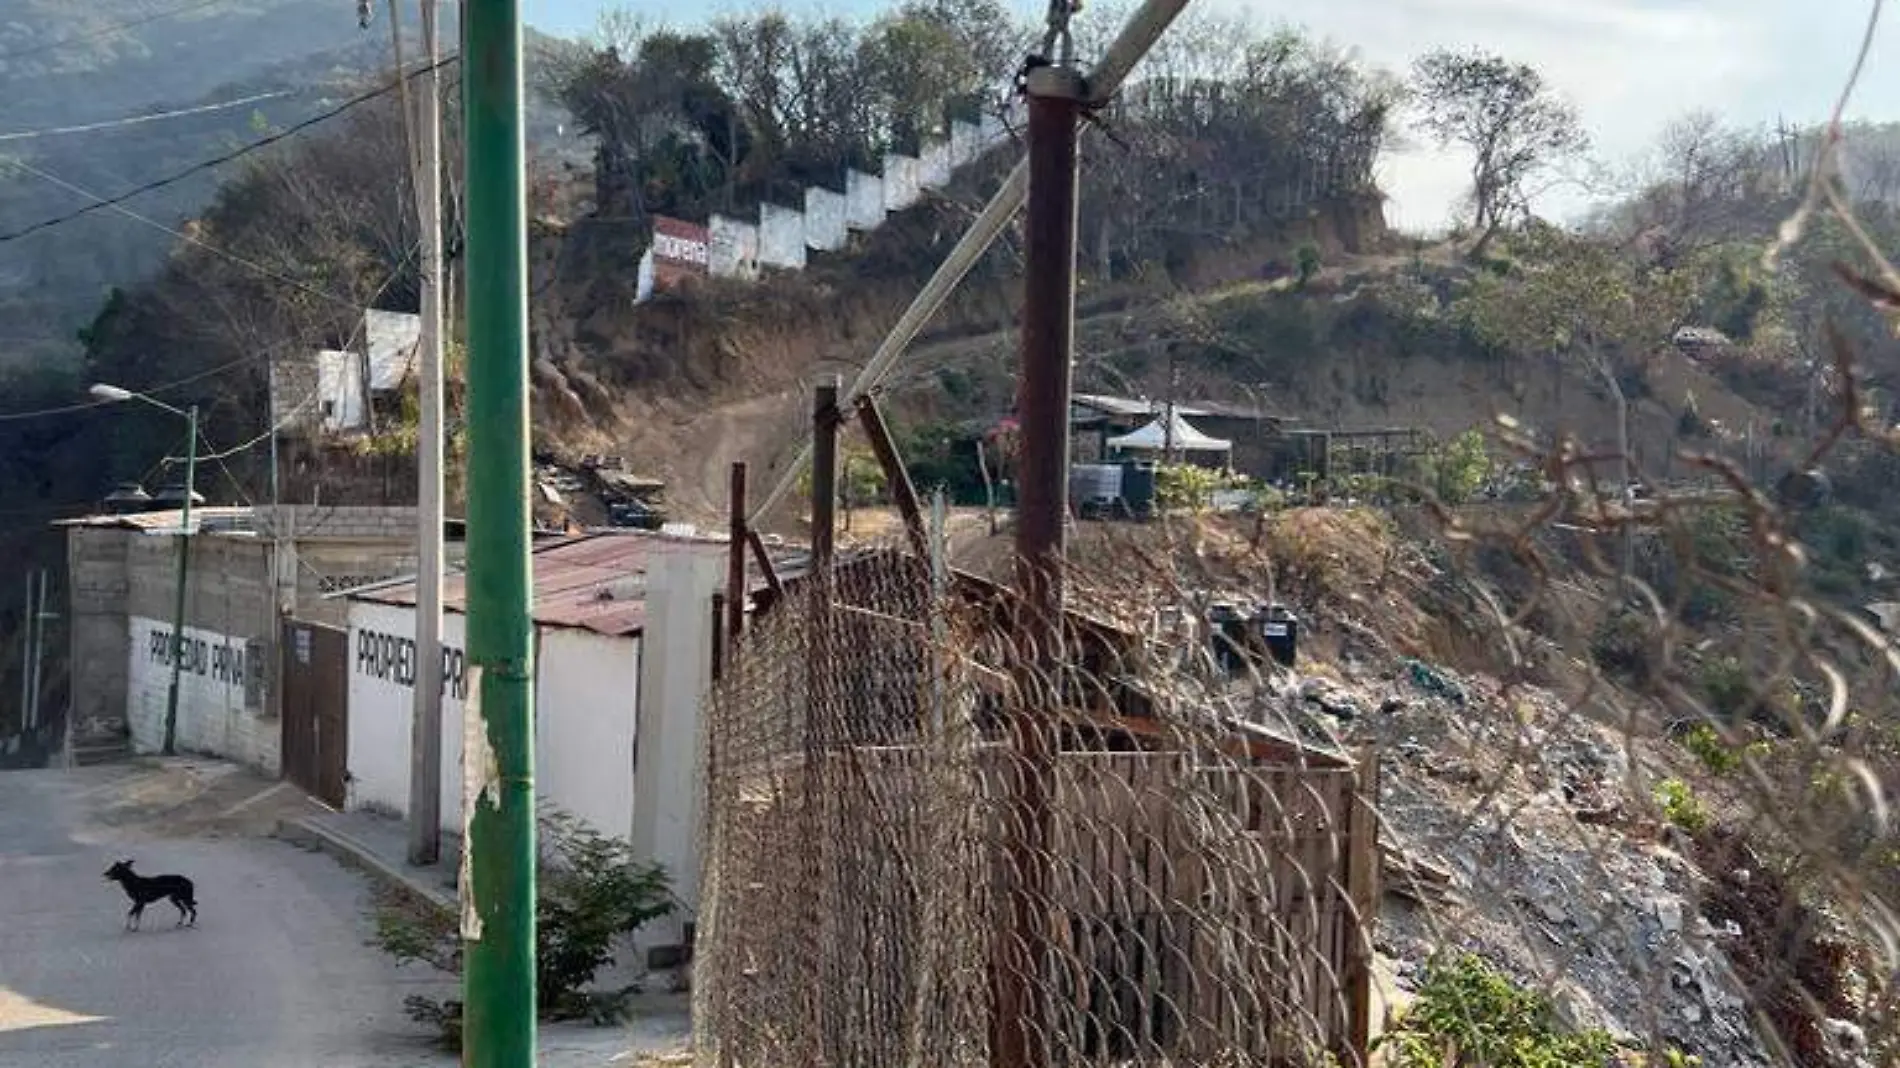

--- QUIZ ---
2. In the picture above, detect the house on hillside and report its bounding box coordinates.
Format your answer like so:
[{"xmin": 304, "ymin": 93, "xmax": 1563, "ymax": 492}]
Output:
[{"xmin": 270, "ymin": 308, "xmax": 422, "ymax": 437}]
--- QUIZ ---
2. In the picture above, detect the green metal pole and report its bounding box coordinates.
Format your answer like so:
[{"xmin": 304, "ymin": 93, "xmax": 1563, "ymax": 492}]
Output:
[
  {"xmin": 161, "ymin": 404, "xmax": 197, "ymax": 756},
  {"xmin": 461, "ymin": 1, "xmax": 536, "ymax": 1064}
]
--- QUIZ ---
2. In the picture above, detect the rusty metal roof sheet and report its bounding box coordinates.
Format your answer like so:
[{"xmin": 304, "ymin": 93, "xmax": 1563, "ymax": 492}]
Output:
[
  {"xmin": 352, "ymin": 531, "xmax": 733, "ymax": 638},
  {"xmin": 52, "ymin": 507, "xmax": 256, "ymax": 535}
]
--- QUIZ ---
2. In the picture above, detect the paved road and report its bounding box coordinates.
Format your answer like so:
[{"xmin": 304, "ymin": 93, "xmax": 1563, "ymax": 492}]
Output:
[{"xmin": 0, "ymin": 764, "xmax": 441, "ymax": 1068}]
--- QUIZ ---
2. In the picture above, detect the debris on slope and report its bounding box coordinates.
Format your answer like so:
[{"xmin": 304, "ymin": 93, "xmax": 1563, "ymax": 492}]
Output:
[{"xmin": 1271, "ymin": 658, "xmax": 1777, "ymax": 1066}]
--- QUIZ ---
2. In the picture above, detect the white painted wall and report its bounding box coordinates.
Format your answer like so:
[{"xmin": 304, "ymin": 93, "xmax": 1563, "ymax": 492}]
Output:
[
  {"xmin": 882, "ymin": 154, "xmax": 921, "ymax": 212},
  {"xmin": 346, "ymin": 599, "xmax": 643, "ymax": 844},
  {"xmin": 919, "ymin": 141, "xmax": 952, "ymax": 189},
  {"xmin": 127, "ymin": 615, "xmax": 270, "ymax": 767},
  {"xmin": 758, "ymin": 204, "xmax": 807, "ymax": 269},
  {"xmin": 803, "ymin": 187, "xmax": 848, "ymax": 251},
  {"xmin": 345, "ymin": 600, "xmax": 468, "ymax": 833},
  {"xmin": 844, "ymin": 169, "xmax": 884, "ymax": 231},
  {"xmin": 630, "ymin": 541, "xmax": 725, "ymax": 949},
  {"xmin": 535, "ymin": 627, "xmax": 640, "ymax": 842},
  {"xmin": 949, "ymin": 119, "xmax": 978, "ymax": 167}
]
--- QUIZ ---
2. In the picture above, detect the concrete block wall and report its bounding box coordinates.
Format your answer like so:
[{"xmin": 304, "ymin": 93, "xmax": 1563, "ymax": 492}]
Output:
[
  {"xmin": 67, "ymin": 528, "xmax": 132, "ymax": 744},
  {"xmin": 123, "ymin": 533, "xmax": 279, "ymax": 772},
  {"xmin": 257, "ymin": 505, "xmax": 421, "ymax": 543}
]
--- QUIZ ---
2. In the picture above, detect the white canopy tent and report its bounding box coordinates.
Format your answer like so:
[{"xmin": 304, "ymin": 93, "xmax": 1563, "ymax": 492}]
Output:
[{"xmin": 1106, "ymin": 409, "xmax": 1232, "ymax": 456}]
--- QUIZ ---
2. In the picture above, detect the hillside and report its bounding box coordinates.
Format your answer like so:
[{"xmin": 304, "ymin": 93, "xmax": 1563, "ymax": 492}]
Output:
[{"xmin": 0, "ymin": 0, "xmax": 581, "ymax": 368}]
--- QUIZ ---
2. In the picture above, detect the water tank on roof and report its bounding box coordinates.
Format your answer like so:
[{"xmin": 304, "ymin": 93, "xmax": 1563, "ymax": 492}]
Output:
[{"xmin": 102, "ymin": 482, "xmax": 155, "ymax": 515}]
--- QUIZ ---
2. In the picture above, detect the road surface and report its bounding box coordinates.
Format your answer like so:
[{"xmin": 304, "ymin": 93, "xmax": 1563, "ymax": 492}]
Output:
[{"xmin": 0, "ymin": 762, "xmax": 441, "ymax": 1068}]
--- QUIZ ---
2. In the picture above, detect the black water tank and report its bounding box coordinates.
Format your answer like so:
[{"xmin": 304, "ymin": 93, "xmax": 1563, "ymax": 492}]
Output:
[
  {"xmin": 1261, "ymin": 604, "xmax": 1298, "ymax": 668},
  {"xmin": 1207, "ymin": 602, "xmax": 1251, "ymax": 674},
  {"xmin": 1121, "ymin": 460, "xmax": 1157, "ymax": 519}
]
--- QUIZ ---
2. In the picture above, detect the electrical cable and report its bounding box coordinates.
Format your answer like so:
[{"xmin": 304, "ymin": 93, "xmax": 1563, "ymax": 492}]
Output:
[
  {"xmin": 0, "ymin": 89, "xmax": 292, "ymax": 144},
  {"xmin": 0, "ymin": 53, "xmax": 459, "ymax": 246},
  {"xmin": 0, "ymin": 354, "xmax": 259, "ymax": 423},
  {"xmin": 0, "ymin": 0, "xmax": 232, "ymax": 65},
  {"xmin": 4, "ymin": 158, "xmax": 359, "ymax": 309}
]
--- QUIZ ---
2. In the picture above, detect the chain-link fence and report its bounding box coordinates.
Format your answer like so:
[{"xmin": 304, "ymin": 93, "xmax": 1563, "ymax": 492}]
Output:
[{"xmin": 696, "ymin": 545, "xmax": 1386, "ymax": 1067}]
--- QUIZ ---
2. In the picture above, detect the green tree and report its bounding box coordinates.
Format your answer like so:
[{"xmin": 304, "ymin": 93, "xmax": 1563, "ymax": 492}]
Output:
[
  {"xmin": 1420, "ymin": 428, "xmax": 1491, "ymax": 505},
  {"xmin": 1412, "ymin": 49, "xmax": 1588, "ymax": 258},
  {"xmin": 1457, "ymin": 224, "xmax": 1694, "ymax": 574}
]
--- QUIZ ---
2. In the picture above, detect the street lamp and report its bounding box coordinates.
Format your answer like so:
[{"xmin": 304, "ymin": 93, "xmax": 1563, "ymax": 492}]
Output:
[{"xmin": 92, "ymin": 382, "xmax": 198, "ymax": 756}]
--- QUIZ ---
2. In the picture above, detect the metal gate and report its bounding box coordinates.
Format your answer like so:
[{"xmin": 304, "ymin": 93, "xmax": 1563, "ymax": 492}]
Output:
[{"xmin": 281, "ymin": 619, "xmax": 348, "ymax": 808}]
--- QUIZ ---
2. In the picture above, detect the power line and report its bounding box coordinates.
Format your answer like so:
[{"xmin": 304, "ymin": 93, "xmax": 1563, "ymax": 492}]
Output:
[
  {"xmin": 4, "ymin": 158, "xmax": 360, "ymax": 309},
  {"xmin": 0, "ymin": 53, "xmax": 460, "ymax": 246},
  {"xmin": 0, "ymin": 353, "xmax": 258, "ymax": 423},
  {"xmin": 0, "ymin": 0, "xmax": 232, "ymax": 65},
  {"xmin": 0, "ymin": 89, "xmax": 292, "ymax": 144}
]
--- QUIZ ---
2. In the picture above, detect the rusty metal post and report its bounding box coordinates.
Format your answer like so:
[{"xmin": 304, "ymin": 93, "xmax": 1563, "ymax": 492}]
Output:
[
  {"xmin": 997, "ymin": 61, "xmax": 1086, "ymax": 1068},
  {"xmin": 855, "ymin": 395, "xmax": 930, "ymax": 561},
  {"xmin": 805, "ymin": 375, "xmax": 842, "ymax": 1064},
  {"xmin": 811, "ymin": 376, "xmax": 840, "ymax": 570},
  {"xmin": 726, "ymin": 462, "xmax": 747, "ymax": 640}
]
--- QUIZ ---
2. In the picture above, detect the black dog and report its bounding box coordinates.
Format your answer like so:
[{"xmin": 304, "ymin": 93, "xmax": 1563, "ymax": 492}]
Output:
[{"xmin": 103, "ymin": 859, "xmax": 197, "ymax": 930}]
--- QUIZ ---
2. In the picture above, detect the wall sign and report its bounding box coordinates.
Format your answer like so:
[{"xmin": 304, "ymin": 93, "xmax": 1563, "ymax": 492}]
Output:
[{"xmin": 355, "ymin": 626, "xmax": 468, "ymax": 702}]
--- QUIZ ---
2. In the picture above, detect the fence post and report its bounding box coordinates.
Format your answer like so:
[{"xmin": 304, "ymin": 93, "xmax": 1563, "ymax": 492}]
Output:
[
  {"xmin": 855, "ymin": 395, "xmax": 929, "ymax": 560},
  {"xmin": 999, "ymin": 58, "xmax": 1086, "ymax": 1068},
  {"xmin": 727, "ymin": 462, "xmax": 748, "ymax": 641}
]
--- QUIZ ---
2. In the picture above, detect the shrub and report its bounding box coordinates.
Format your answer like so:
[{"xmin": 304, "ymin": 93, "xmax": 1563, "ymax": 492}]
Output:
[
  {"xmin": 1589, "ymin": 610, "xmax": 1652, "ymax": 680},
  {"xmin": 535, "ymin": 808, "xmax": 673, "ymax": 1013},
  {"xmin": 1374, "ymin": 952, "xmax": 1621, "ymax": 1067},
  {"xmin": 1698, "ymin": 656, "xmax": 1752, "ymax": 720},
  {"xmin": 1295, "ymin": 242, "xmax": 1322, "ymax": 288},
  {"xmin": 1417, "ymin": 429, "xmax": 1492, "ymax": 505},
  {"xmin": 1155, "ymin": 463, "xmax": 1222, "ymax": 511},
  {"xmin": 1654, "ymin": 778, "xmax": 1709, "ymax": 834},
  {"xmin": 370, "ymin": 806, "xmax": 673, "ymax": 1048},
  {"xmin": 1681, "ymin": 723, "xmax": 1750, "ymax": 776}
]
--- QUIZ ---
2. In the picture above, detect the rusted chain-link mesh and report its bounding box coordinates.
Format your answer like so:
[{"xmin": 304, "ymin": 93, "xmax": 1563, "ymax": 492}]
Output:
[{"xmin": 695, "ymin": 547, "xmax": 1380, "ymax": 1068}]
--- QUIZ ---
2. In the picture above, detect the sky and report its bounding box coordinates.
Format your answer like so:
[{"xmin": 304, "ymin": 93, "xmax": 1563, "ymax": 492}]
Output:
[{"xmin": 520, "ymin": 0, "xmax": 1900, "ymax": 235}]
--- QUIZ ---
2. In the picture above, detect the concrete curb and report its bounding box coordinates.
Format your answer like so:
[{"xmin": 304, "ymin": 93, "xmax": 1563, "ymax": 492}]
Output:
[{"xmin": 276, "ymin": 816, "xmax": 457, "ymax": 916}]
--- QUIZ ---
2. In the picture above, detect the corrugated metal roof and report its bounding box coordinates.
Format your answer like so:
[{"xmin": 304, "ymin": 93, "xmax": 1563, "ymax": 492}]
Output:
[
  {"xmin": 353, "ymin": 531, "xmax": 731, "ymax": 638},
  {"xmin": 53, "ymin": 507, "xmax": 255, "ymax": 535}
]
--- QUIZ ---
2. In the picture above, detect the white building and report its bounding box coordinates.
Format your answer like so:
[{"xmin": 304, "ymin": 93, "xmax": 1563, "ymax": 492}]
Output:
[{"xmin": 341, "ymin": 531, "xmax": 725, "ymax": 950}]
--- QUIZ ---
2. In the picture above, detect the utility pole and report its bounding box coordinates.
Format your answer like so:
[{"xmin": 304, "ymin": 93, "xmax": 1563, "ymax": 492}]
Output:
[
  {"xmin": 461, "ymin": 0, "xmax": 536, "ymax": 1063},
  {"xmin": 999, "ymin": 3, "xmax": 1085, "ymax": 1060},
  {"xmin": 408, "ymin": 0, "xmax": 448, "ymax": 867},
  {"xmin": 162, "ymin": 406, "xmax": 199, "ymax": 756}
]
